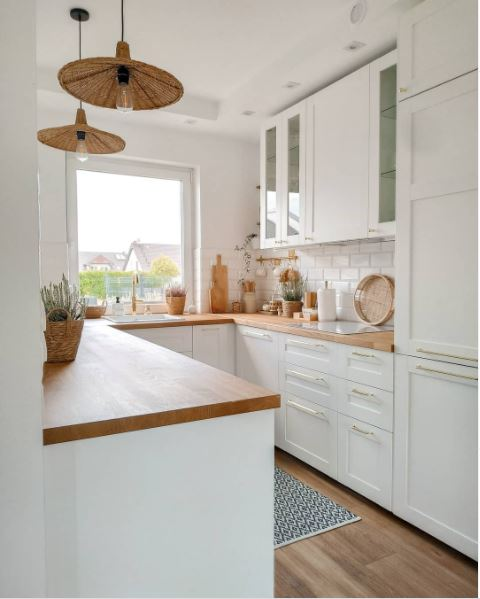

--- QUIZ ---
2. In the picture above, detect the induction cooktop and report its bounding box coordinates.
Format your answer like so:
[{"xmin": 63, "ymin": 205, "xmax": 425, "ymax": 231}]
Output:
[{"xmin": 289, "ymin": 320, "xmax": 394, "ymax": 335}]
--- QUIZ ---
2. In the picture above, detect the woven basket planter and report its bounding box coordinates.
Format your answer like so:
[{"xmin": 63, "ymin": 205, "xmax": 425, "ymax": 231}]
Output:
[
  {"xmin": 282, "ymin": 300, "xmax": 303, "ymax": 318},
  {"xmin": 44, "ymin": 309, "xmax": 84, "ymax": 363},
  {"xmin": 166, "ymin": 296, "xmax": 186, "ymax": 315}
]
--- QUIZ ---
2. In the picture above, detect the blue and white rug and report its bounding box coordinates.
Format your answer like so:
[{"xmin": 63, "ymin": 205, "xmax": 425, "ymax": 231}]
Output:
[{"xmin": 274, "ymin": 467, "xmax": 361, "ymax": 548}]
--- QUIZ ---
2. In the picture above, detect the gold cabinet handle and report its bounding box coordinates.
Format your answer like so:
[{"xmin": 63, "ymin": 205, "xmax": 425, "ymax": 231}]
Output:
[
  {"xmin": 416, "ymin": 348, "xmax": 478, "ymax": 363},
  {"xmin": 415, "ymin": 364, "xmax": 478, "ymax": 381},
  {"xmin": 304, "ymin": 236, "xmax": 314, "ymax": 241},
  {"xmin": 351, "ymin": 424, "xmax": 375, "ymax": 437},
  {"xmin": 399, "ymin": 87, "xmax": 408, "ymax": 92},
  {"xmin": 286, "ymin": 369, "xmax": 328, "ymax": 386},
  {"xmin": 287, "ymin": 399, "xmax": 327, "ymax": 420},
  {"xmin": 288, "ymin": 338, "xmax": 327, "ymax": 349},
  {"xmin": 351, "ymin": 351, "xmax": 376, "ymax": 359}
]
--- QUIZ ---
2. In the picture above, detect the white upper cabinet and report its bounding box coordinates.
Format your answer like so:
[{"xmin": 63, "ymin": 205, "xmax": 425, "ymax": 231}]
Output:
[
  {"xmin": 395, "ymin": 71, "xmax": 478, "ymax": 364},
  {"xmin": 398, "ymin": 0, "xmax": 478, "ymax": 101},
  {"xmin": 308, "ymin": 65, "xmax": 370, "ymax": 243},
  {"xmin": 260, "ymin": 102, "xmax": 306, "ymax": 249},
  {"xmin": 260, "ymin": 115, "xmax": 283, "ymax": 248},
  {"xmin": 368, "ymin": 51, "xmax": 397, "ymax": 238}
]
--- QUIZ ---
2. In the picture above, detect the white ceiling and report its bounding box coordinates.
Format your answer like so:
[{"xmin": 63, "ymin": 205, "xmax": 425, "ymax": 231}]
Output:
[{"xmin": 36, "ymin": 0, "xmax": 421, "ymax": 141}]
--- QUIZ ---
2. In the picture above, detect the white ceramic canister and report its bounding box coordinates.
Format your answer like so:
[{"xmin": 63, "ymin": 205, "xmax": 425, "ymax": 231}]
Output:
[
  {"xmin": 317, "ymin": 282, "xmax": 337, "ymax": 321},
  {"xmin": 243, "ymin": 291, "xmax": 257, "ymax": 314}
]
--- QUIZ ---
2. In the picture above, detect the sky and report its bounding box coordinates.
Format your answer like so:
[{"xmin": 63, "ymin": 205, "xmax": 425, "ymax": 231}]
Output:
[{"xmin": 77, "ymin": 170, "xmax": 182, "ymax": 252}]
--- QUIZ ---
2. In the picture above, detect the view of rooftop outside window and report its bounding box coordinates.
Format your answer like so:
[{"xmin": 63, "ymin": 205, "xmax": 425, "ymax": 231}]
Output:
[{"xmin": 76, "ymin": 170, "xmax": 182, "ymax": 305}]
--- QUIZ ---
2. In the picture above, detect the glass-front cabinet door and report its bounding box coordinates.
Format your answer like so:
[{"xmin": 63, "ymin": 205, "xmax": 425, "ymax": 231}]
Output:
[
  {"xmin": 368, "ymin": 50, "xmax": 397, "ymax": 237},
  {"xmin": 282, "ymin": 101, "xmax": 306, "ymax": 246},
  {"xmin": 260, "ymin": 116, "xmax": 282, "ymax": 248}
]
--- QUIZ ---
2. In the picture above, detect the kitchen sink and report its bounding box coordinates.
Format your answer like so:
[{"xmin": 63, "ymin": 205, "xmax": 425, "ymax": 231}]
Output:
[{"xmin": 104, "ymin": 314, "xmax": 186, "ymax": 324}]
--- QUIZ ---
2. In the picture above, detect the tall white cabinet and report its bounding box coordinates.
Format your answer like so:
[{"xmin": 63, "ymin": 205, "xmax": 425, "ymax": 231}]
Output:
[{"xmin": 394, "ymin": 0, "xmax": 478, "ymax": 559}]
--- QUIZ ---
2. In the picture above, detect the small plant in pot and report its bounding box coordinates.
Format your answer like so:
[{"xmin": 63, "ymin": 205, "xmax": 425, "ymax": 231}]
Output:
[
  {"xmin": 279, "ymin": 268, "xmax": 305, "ymax": 318},
  {"xmin": 165, "ymin": 285, "xmax": 187, "ymax": 315},
  {"xmin": 41, "ymin": 274, "xmax": 86, "ymax": 363}
]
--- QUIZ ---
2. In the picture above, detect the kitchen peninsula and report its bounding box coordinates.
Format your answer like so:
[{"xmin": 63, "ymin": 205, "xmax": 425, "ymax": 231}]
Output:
[{"xmin": 43, "ymin": 322, "xmax": 280, "ymax": 598}]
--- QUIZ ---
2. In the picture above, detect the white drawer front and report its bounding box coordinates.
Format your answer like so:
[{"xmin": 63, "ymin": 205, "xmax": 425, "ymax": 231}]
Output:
[
  {"xmin": 337, "ymin": 379, "xmax": 393, "ymax": 432},
  {"xmin": 340, "ymin": 346, "xmax": 393, "ymax": 391},
  {"xmin": 126, "ymin": 326, "xmax": 193, "ymax": 353},
  {"xmin": 280, "ymin": 335, "xmax": 339, "ymax": 375},
  {"xmin": 280, "ymin": 363, "xmax": 337, "ymax": 411},
  {"xmin": 285, "ymin": 393, "xmax": 337, "ymax": 478},
  {"xmin": 338, "ymin": 414, "xmax": 392, "ymax": 510}
]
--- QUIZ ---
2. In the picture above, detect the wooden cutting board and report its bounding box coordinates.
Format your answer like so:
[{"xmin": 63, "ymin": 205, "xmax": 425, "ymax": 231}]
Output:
[{"xmin": 209, "ymin": 254, "xmax": 228, "ymax": 313}]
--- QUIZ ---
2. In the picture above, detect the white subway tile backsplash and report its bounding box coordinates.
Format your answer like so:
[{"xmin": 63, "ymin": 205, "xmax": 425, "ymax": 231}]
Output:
[
  {"xmin": 323, "ymin": 268, "xmax": 340, "ymax": 280},
  {"xmin": 197, "ymin": 239, "xmax": 395, "ymax": 317},
  {"xmin": 332, "ymin": 255, "xmax": 349, "ymax": 267},
  {"xmin": 350, "ymin": 253, "xmax": 370, "ymax": 267},
  {"xmin": 341, "ymin": 268, "xmax": 359, "ymax": 280},
  {"xmin": 371, "ymin": 252, "xmax": 393, "ymax": 267},
  {"xmin": 315, "ymin": 255, "xmax": 332, "ymax": 267}
]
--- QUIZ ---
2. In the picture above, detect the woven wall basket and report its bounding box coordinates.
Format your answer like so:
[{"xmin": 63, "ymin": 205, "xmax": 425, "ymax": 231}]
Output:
[
  {"xmin": 37, "ymin": 108, "xmax": 125, "ymax": 154},
  {"xmin": 44, "ymin": 309, "xmax": 84, "ymax": 363},
  {"xmin": 353, "ymin": 274, "xmax": 395, "ymax": 325},
  {"xmin": 58, "ymin": 41, "xmax": 184, "ymax": 111}
]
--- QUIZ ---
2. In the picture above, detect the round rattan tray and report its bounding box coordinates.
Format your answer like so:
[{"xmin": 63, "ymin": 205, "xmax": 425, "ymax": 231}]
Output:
[{"xmin": 353, "ymin": 274, "xmax": 394, "ymax": 325}]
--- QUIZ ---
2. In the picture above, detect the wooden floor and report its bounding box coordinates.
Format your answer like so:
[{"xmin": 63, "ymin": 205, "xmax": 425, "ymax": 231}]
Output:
[{"xmin": 275, "ymin": 449, "xmax": 478, "ymax": 598}]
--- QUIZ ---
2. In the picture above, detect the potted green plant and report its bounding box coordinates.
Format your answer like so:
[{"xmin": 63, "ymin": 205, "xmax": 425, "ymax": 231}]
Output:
[
  {"xmin": 165, "ymin": 285, "xmax": 187, "ymax": 315},
  {"xmin": 41, "ymin": 274, "xmax": 86, "ymax": 362},
  {"xmin": 279, "ymin": 268, "xmax": 305, "ymax": 317}
]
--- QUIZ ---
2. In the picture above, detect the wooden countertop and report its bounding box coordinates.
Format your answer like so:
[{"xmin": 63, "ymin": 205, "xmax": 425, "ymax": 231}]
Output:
[
  {"xmin": 112, "ymin": 313, "xmax": 394, "ymax": 352},
  {"xmin": 43, "ymin": 323, "xmax": 280, "ymax": 446}
]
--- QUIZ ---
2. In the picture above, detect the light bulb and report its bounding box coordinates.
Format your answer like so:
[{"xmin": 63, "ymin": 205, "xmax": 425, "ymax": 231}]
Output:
[
  {"xmin": 116, "ymin": 66, "xmax": 133, "ymax": 112},
  {"xmin": 75, "ymin": 130, "xmax": 88, "ymax": 162}
]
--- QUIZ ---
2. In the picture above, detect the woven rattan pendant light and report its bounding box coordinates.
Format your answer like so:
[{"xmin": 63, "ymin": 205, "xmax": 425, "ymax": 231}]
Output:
[
  {"xmin": 58, "ymin": 0, "xmax": 184, "ymax": 112},
  {"xmin": 37, "ymin": 9, "xmax": 125, "ymax": 160}
]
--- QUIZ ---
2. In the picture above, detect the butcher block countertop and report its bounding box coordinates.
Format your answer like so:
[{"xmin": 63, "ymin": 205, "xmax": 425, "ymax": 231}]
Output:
[
  {"xmin": 112, "ymin": 313, "xmax": 394, "ymax": 352},
  {"xmin": 43, "ymin": 322, "xmax": 280, "ymax": 446}
]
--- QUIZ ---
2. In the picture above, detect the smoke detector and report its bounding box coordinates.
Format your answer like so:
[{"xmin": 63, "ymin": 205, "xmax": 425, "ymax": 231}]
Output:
[{"xmin": 350, "ymin": 0, "xmax": 367, "ymax": 26}]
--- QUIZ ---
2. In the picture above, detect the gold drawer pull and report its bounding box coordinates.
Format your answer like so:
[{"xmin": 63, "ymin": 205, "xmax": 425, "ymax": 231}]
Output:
[
  {"xmin": 415, "ymin": 365, "xmax": 478, "ymax": 381},
  {"xmin": 351, "ymin": 351, "xmax": 376, "ymax": 359},
  {"xmin": 416, "ymin": 348, "xmax": 478, "ymax": 362},
  {"xmin": 351, "ymin": 387, "xmax": 376, "ymax": 398},
  {"xmin": 288, "ymin": 339, "xmax": 327, "ymax": 349},
  {"xmin": 287, "ymin": 400, "xmax": 327, "ymax": 420},
  {"xmin": 351, "ymin": 424, "xmax": 375, "ymax": 437},
  {"xmin": 286, "ymin": 369, "xmax": 328, "ymax": 385}
]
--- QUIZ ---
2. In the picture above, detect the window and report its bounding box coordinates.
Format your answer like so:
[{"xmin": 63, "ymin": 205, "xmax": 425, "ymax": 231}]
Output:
[{"xmin": 67, "ymin": 157, "xmax": 192, "ymax": 305}]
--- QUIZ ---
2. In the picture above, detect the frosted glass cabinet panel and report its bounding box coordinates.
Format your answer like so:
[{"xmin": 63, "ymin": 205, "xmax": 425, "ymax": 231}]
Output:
[
  {"xmin": 260, "ymin": 117, "xmax": 282, "ymax": 248},
  {"xmin": 368, "ymin": 50, "xmax": 397, "ymax": 237},
  {"xmin": 282, "ymin": 101, "xmax": 306, "ymax": 246}
]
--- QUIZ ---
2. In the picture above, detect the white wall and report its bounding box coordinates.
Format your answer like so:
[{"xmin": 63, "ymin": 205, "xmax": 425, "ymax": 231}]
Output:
[
  {"xmin": 0, "ymin": 1, "xmax": 46, "ymax": 596},
  {"xmin": 37, "ymin": 103, "xmax": 259, "ymax": 305}
]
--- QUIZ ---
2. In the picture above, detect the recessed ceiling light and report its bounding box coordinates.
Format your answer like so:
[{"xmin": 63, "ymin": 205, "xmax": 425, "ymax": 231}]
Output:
[
  {"xmin": 350, "ymin": 0, "xmax": 367, "ymax": 25},
  {"xmin": 283, "ymin": 81, "xmax": 301, "ymax": 89},
  {"xmin": 184, "ymin": 119, "xmax": 197, "ymax": 125},
  {"xmin": 241, "ymin": 110, "xmax": 256, "ymax": 116},
  {"xmin": 344, "ymin": 40, "xmax": 366, "ymax": 51}
]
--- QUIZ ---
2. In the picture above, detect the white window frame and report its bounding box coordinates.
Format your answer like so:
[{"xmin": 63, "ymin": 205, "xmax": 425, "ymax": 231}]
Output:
[{"xmin": 66, "ymin": 155, "xmax": 193, "ymax": 303}]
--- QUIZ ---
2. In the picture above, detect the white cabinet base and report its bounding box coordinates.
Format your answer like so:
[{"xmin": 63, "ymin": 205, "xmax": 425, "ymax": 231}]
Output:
[
  {"xmin": 337, "ymin": 414, "xmax": 392, "ymax": 510},
  {"xmin": 285, "ymin": 393, "xmax": 337, "ymax": 479},
  {"xmin": 393, "ymin": 355, "xmax": 478, "ymax": 559}
]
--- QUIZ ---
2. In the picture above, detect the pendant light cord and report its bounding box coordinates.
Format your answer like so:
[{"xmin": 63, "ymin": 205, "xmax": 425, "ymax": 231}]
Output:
[
  {"xmin": 121, "ymin": 0, "xmax": 125, "ymax": 41},
  {"xmin": 78, "ymin": 18, "xmax": 83, "ymax": 109}
]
